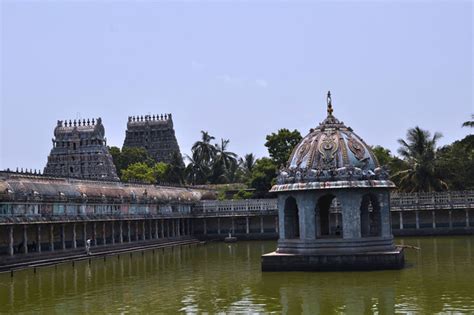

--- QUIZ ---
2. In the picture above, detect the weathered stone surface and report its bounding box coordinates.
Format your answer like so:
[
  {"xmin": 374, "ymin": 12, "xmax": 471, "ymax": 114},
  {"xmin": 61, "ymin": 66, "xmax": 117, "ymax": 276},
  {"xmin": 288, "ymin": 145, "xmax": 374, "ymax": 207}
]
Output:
[
  {"xmin": 123, "ymin": 114, "xmax": 183, "ymax": 165},
  {"xmin": 43, "ymin": 118, "xmax": 119, "ymax": 181}
]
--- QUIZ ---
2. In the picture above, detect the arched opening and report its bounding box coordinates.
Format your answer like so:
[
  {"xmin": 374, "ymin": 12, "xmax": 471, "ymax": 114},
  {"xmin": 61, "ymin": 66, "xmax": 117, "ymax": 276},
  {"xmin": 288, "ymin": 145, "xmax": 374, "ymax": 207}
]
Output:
[
  {"xmin": 284, "ymin": 197, "xmax": 300, "ymax": 239},
  {"xmin": 316, "ymin": 194, "xmax": 342, "ymax": 238},
  {"xmin": 360, "ymin": 193, "xmax": 382, "ymax": 237}
]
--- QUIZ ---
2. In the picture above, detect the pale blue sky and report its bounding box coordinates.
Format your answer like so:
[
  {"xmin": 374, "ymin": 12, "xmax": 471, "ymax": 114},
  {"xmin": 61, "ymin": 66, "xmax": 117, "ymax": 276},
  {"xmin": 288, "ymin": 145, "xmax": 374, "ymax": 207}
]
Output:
[{"xmin": 1, "ymin": 0, "xmax": 472, "ymax": 171}]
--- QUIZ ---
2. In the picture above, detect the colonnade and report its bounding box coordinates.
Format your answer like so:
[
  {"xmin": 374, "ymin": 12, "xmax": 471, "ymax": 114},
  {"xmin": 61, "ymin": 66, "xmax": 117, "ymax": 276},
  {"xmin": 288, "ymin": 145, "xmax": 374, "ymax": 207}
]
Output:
[
  {"xmin": 4, "ymin": 218, "xmax": 192, "ymax": 257},
  {"xmin": 395, "ymin": 209, "xmax": 471, "ymax": 230},
  {"xmin": 200, "ymin": 216, "xmax": 279, "ymax": 235}
]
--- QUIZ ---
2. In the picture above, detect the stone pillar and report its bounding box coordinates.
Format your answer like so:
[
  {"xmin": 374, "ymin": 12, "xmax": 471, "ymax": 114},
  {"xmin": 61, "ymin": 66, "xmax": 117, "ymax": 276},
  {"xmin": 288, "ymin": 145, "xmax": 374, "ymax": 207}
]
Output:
[
  {"xmin": 277, "ymin": 196, "xmax": 285, "ymax": 239},
  {"xmin": 161, "ymin": 220, "xmax": 165, "ymax": 238},
  {"xmin": 260, "ymin": 216, "xmax": 264, "ymax": 234},
  {"xmin": 177, "ymin": 219, "xmax": 181, "ymax": 237},
  {"xmin": 50, "ymin": 224, "xmax": 55, "ymax": 251},
  {"xmin": 72, "ymin": 223, "xmax": 77, "ymax": 249},
  {"xmin": 23, "ymin": 225, "xmax": 28, "ymax": 254},
  {"xmin": 149, "ymin": 220, "xmax": 153, "ymax": 239},
  {"xmin": 415, "ymin": 211, "xmax": 420, "ymax": 229},
  {"xmin": 82, "ymin": 222, "xmax": 87, "ymax": 247},
  {"xmin": 61, "ymin": 224, "xmax": 66, "ymax": 250},
  {"xmin": 166, "ymin": 220, "xmax": 170, "ymax": 237},
  {"xmin": 37, "ymin": 225, "xmax": 42, "ymax": 253},
  {"xmin": 93, "ymin": 222, "xmax": 97, "ymax": 246},
  {"xmin": 399, "ymin": 212, "xmax": 404, "ymax": 230},
  {"xmin": 432, "ymin": 211, "xmax": 436, "ymax": 229},
  {"xmin": 119, "ymin": 221, "xmax": 123, "ymax": 243},
  {"xmin": 466, "ymin": 209, "xmax": 470, "ymax": 228},
  {"xmin": 135, "ymin": 221, "xmax": 139, "ymax": 241},
  {"xmin": 217, "ymin": 218, "xmax": 221, "ymax": 235},
  {"xmin": 231, "ymin": 217, "xmax": 235, "ymax": 234},
  {"xmin": 127, "ymin": 221, "xmax": 131, "ymax": 243},
  {"xmin": 203, "ymin": 219, "xmax": 207, "ymax": 235},
  {"xmin": 155, "ymin": 220, "xmax": 159, "ymax": 239},
  {"xmin": 296, "ymin": 195, "xmax": 317, "ymax": 240},
  {"xmin": 275, "ymin": 216, "xmax": 279, "ymax": 234},
  {"xmin": 448, "ymin": 210, "xmax": 453, "ymax": 229},
  {"xmin": 172, "ymin": 220, "xmax": 176, "ymax": 237},
  {"xmin": 142, "ymin": 221, "xmax": 146, "ymax": 240},
  {"xmin": 378, "ymin": 192, "xmax": 392, "ymax": 238},
  {"xmin": 111, "ymin": 222, "xmax": 115, "ymax": 245},
  {"xmin": 8, "ymin": 226, "xmax": 14, "ymax": 256},
  {"xmin": 339, "ymin": 192, "xmax": 361, "ymax": 239},
  {"xmin": 102, "ymin": 222, "xmax": 106, "ymax": 245},
  {"xmin": 246, "ymin": 217, "xmax": 250, "ymax": 234}
]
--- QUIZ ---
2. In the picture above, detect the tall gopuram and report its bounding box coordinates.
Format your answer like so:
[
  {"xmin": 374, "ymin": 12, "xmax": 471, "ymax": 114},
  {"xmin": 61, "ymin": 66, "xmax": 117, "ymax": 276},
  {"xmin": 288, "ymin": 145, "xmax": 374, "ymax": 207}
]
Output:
[
  {"xmin": 122, "ymin": 114, "xmax": 183, "ymax": 164},
  {"xmin": 43, "ymin": 118, "xmax": 120, "ymax": 181},
  {"xmin": 261, "ymin": 92, "xmax": 404, "ymax": 271}
]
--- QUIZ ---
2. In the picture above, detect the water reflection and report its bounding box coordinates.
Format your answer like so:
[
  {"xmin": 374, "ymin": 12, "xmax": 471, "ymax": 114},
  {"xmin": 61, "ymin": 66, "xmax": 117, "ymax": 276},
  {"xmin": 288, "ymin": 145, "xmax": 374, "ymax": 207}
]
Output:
[{"xmin": 0, "ymin": 237, "xmax": 473, "ymax": 313}]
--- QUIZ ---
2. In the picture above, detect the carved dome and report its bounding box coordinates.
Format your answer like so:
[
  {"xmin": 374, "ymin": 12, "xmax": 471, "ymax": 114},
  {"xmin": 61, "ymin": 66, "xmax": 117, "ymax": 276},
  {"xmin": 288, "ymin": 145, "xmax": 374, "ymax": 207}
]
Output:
[{"xmin": 272, "ymin": 92, "xmax": 394, "ymax": 191}]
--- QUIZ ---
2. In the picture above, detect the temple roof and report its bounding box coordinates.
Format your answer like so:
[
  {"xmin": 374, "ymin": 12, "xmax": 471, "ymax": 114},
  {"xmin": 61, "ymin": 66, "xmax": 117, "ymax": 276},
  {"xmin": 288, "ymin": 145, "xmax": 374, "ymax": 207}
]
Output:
[{"xmin": 272, "ymin": 92, "xmax": 394, "ymax": 192}]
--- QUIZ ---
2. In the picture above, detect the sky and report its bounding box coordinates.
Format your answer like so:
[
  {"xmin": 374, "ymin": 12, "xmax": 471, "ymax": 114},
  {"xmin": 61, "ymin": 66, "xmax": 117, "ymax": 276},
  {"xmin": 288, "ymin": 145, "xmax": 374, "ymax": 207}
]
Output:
[{"xmin": 0, "ymin": 0, "xmax": 472, "ymax": 171}]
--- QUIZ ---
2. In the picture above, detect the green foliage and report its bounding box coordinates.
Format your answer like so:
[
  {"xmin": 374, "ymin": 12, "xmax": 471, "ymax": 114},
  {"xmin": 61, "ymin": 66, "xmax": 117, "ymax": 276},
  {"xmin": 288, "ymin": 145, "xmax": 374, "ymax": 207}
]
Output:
[
  {"xmin": 393, "ymin": 127, "xmax": 447, "ymax": 192},
  {"xmin": 462, "ymin": 114, "xmax": 474, "ymax": 128},
  {"xmin": 108, "ymin": 146, "xmax": 154, "ymax": 177},
  {"xmin": 248, "ymin": 157, "xmax": 278, "ymax": 198},
  {"xmin": 372, "ymin": 145, "xmax": 409, "ymax": 186},
  {"xmin": 436, "ymin": 135, "xmax": 474, "ymax": 190},
  {"xmin": 152, "ymin": 162, "xmax": 170, "ymax": 182},
  {"xmin": 232, "ymin": 189, "xmax": 254, "ymax": 200},
  {"xmin": 265, "ymin": 128, "xmax": 302, "ymax": 167},
  {"xmin": 121, "ymin": 162, "xmax": 155, "ymax": 184}
]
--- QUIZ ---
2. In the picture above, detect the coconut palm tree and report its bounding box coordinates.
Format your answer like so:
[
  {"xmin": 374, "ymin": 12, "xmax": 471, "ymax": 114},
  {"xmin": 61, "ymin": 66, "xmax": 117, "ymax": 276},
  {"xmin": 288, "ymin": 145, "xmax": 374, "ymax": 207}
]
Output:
[
  {"xmin": 210, "ymin": 139, "xmax": 238, "ymax": 183},
  {"xmin": 393, "ymin": 127, "xmax": 447, "ymax": 192},
  {"xmin": 184, "ymin": 154, "xmax": 210, "ymax": 185},
  {"xmin": 240, "ymin": 153, "xmax": 256, "ymax": 176},
  {"xmin": 191, "ymin": 131, "xmax": 217, "ymax": 164},
  {"xmin": 462, "ymin": 115, "xmax": 474, "ymax": 128}
]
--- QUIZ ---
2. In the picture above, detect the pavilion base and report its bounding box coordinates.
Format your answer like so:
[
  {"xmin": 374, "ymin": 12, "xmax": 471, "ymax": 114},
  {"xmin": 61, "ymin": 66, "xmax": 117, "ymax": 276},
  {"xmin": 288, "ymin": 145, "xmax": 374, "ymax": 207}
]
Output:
[{"xmin": 261, "ymin": 247, "xmax": 404, "ymax": 272}]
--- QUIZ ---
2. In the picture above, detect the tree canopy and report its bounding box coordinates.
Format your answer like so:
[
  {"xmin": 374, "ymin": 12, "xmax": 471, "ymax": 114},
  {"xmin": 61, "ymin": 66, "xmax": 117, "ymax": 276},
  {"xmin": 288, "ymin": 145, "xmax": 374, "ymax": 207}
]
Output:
[{"xmin": 265, "ymin": 129, "xmax": 302, "ymax": 167}]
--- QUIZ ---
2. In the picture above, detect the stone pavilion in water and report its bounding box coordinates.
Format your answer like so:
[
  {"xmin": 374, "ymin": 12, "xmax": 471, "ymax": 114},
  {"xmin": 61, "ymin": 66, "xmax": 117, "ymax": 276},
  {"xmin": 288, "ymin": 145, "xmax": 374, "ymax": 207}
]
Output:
[{"xmin": 261, "ymin": 92, "xmax": 404, "ymax": 271}]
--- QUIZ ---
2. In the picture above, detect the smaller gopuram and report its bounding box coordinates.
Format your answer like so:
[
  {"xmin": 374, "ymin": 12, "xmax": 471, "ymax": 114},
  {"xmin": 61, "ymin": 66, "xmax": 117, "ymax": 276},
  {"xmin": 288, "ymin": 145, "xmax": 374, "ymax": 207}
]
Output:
[
  {"xmin": 261, "ymin": 92, "xmax": 404, "ymax": 271},
  {"xmin": 122, "ymin": 114, "xmax": 183, "ymax": 164},
  {"xmin": 43, "ymin": 118, "xmax": 119, "ymax": 181}
]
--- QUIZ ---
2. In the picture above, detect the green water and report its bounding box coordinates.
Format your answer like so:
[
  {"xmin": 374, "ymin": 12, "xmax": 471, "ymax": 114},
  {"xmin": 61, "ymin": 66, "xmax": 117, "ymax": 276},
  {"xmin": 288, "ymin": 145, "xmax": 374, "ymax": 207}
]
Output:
[{"xmin": 0, "ymin": 237, "xmax": 473, "ymax": 314}]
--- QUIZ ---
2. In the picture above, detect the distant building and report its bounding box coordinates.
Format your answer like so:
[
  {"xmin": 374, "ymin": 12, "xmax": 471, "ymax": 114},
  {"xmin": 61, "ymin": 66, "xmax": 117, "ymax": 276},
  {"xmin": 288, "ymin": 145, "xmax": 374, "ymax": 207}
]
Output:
[
  {"xmin": 43, "ymin": 118, "xmax": 119, "ymax": 181},
  {"xmin": 122, "ymin": 114, "xmax": 183, "ymax": 165}
]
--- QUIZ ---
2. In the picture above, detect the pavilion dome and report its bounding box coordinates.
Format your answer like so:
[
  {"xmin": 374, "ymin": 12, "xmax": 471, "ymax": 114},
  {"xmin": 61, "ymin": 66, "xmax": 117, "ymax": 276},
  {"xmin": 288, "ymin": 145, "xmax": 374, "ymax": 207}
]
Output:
[{"xmin": 273, "ymin": 92, "xmax": 394, "ymax": 190}]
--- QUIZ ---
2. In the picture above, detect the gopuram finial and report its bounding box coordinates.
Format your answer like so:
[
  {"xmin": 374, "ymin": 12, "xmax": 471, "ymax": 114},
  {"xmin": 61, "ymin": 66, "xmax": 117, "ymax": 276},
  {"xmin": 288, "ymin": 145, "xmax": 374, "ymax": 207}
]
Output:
[{"xmin": 327, "ymin": 91, "xmax": 333, "ymax": 116}]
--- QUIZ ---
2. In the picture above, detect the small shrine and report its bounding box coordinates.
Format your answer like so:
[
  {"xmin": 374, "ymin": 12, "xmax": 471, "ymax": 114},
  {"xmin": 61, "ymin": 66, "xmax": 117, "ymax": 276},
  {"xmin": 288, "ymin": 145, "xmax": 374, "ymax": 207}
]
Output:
[{"xmin": 261, "ymin": 92, "xmax": 404, "ymax": 271}]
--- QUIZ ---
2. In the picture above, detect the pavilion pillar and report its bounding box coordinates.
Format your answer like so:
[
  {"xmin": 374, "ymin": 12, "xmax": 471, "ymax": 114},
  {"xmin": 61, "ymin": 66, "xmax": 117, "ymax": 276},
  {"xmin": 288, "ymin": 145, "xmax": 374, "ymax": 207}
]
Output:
[
  {"xmin": 50, "ymin": 224, "xmax": 55, "ymax": 251},
  {"xmin": 432, "ymin": 211, "xmax": 436, "ymax": 228},
  {"xmin": 448, "ymin": 210, "xmax": 453, "ymax": 229},
  {"xmin": 275, "ymin": 216, "xmax": 279, "ymax": 234},
  {"xmin": 217, "ymin": 218, "xmax": 221, "ymax": 235},
  {"xmin": 135, "ymin": 221, "xmax": 139, "ymax": 241},
  {"xmin": 93, "ymin": 222, "xmax": 97, "ymax": 246},
  {"xmin": 102, "ymin": 222, "xmax": 106, "ymax": 245},
  {"xmin": 111, "ymin": 222, "xmax": 115, "ymax": 245},
  {"xmin": 61, "ymin": 224, "xmax": 66, "ymax": 250},
  {"xmin": 296, "ymin": 195, "xmax": 317, "ymax": 240},
  {"xmin": 83, "ymin": 222, "xmax": 87, "ymax": 247},
  {"xmin": 8, "ymin": 226, "xmax": 14, "ymax": 256},
  {"xmin": 260, "ymin": 216, "xmax": 264, "ymax": 234},
  {"xmin": 23, "ymin": 225, "xmax": 28, "ymax": 254},
  {"xmin": 119, "ymin": 221, "xmax": 123, "ymax": 243},
  {"xmin": 415, "ymin": 211, "xmax": 420, "ymax": 229},
  {"xmin": 161, "ymin": 220, "xmax": 164, "ymax": 238},
  {"xmin": 339, "ymin": 192, "xmax": 361, "ymax": 239},
  {"xmin": 466, "ymin": 209, "xmax": 470, "ymax": 228},
  {"xmin": 246, "ymin": 217, "xmax": 250, "ymax": 234},
  {"xmin": 127, "ymin": 221, "xmax": 131, "ymax": 243},
  {"xmin": 155, "ymin": 220, "xmax": 159, "ymax": 239},
  {"xmin": 37, "ymin": 225, "xmax": 42, "ymax": 253},
  {"xmin": 399, "ymin": 212, "xmax": 404, "ymax": 230},
  {"xmin": 378, "ymin": 192, "xmax": 392, "ymax": 238},
  {"xmin": 203, "ymin": 219, "xmax": 207, "ymax": 235},
  {"xmin": 72, "ymin": 223, "xmax": 77, "ymax": 249}
]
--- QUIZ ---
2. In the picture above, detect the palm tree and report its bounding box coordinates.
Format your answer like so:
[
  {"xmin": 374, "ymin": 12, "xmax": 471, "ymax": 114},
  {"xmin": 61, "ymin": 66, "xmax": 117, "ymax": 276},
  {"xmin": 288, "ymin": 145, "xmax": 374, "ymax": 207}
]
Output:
[
  {"xmin": 211, "ymin": 139, "xmax": 238, "ymax": 183},
  {"xmin": 393, "ymin": 126, "xmax": 447, "ymax": 192},
  {"xmin": 184, "ymin": 154, "xmax": 210, "ymax": 185},
  {"xmin": 240, "ymin": 153, "xmax": 256, "ymax": 176},
  {"xmin": 462, "ymin": 115, "xmax": 474, "ymax": 128},
  {"xmin": 191, "ymin": 131, "xmax": 217, "ymax": 164}
]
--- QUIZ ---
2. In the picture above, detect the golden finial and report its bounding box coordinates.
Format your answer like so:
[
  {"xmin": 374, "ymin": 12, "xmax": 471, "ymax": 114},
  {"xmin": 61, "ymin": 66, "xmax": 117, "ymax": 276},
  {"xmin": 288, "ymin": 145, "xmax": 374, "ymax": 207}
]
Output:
[{"xmin": 327, "ymin": 91, "xmax": 333, "ymax": 116}]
